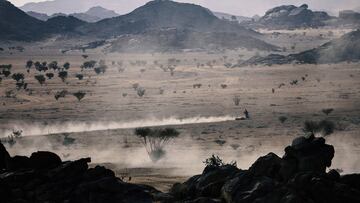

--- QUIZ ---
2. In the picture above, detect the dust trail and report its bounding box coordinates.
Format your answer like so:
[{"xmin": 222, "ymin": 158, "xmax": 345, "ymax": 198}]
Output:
[{"xmin": 1, "ymin": 115, "xmax": 236, "ymax": 137}]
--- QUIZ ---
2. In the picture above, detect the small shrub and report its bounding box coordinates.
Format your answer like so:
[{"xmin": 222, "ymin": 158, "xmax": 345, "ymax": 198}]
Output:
[
  {"xmin": 303, "ymin": 120, "xmax": 335, "ymax": 137},
  {"xmin": 55, "ymin": 90, "xmax": 68, "ymax": 100},
  {"xmin": 193, "ymin": 84, "xmax": 202, "ymax": 89},
  {"xmin": 132, "ymin": 83, "xmax": 139, "ymax": 90},
  {"xmin": 203, "ymin": 155, "xmax": 237, "ymax": 168},
  {"xmin": 322, "ymin": 108, "xmax": 334, "ymax": 116},
  {"xmin": 76, "ymin": 74, "xmax": 84, "ymax": 80},
  {"xmin": 62, "ymin": 134, "xmax": 76, "ymax": 146},
  {"xmin": 214, "ymin": 139, "xmax": 226, "ymax": 146},
  {"xmin": 233, "ymin": 96, "xmax": 240, "ymax": 106},
  {"xmin": 137, "ymin": 87, "xmax": 146, "ymax": 97},
  {"xmin": 279, "ymin": 116, "xmax": 288, "ymax": 124}
]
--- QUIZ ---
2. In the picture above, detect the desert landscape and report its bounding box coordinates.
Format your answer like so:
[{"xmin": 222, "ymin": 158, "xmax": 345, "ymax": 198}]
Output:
[{"xmin": 0, "ymin": 0, "xmax": 360, "ymax": 202}]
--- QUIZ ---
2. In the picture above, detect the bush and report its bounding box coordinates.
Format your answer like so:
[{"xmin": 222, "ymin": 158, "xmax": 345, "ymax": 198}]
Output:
[
  {"xmin": 303, "ymin": 120, "xmax": 335, "ymax": 137},
  {"xmin": 322, "ymin": 108, "xmax": 334, "ymax": 116},
  {"xmin": 137, "ymin": 87, "xmax": 146, "ymax": 97},
  {"xmin": 3, "ymin": 130, "xmax": 23, "ymax": 147},
  {"xmin": 55, "ymin": 90, "xmax": 67, "ymax": 100},
  {"xmin": 94, "ymin": 65, "xmax": 107, "ymax": 74},
  {"xmin": 203, "ymin": 155, "xmax": 237, "ymax": 168},
  {"xmin": 62, "ymin": 134, "xmax": 76, "ymax": 146},
  {"xmin": 76, "ymin": 74, "xmax": 84, "ymax": 80},
  {"xmin": 279, "ymin": 116, "xmax": 288, "ymax": 124},
  {"xmin": 233, "ymin": 96, "xmax": 240, "ymax": 106}
]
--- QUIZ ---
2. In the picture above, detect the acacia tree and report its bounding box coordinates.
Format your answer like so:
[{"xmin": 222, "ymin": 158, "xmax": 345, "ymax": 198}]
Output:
[
  {"xmin": 76, "ymin": 74, "xmax": 84, "ymax": 80},
  {"xmin": 322, "ymin": 108, "xmax": 334, "ymax": 116},
  {"xmin": 12, "ymin": 73, "xmax": 24, "ymax": 83},
  {"xmin": 134, "ymin": 127, "xmax": 180, "ymax": 162},
  {"xmin": 81, "ymin": 60, "xmax": 97, "ymax": 71},
  {"xmin": 26, "ymin": 60, "xmax": 33, "ymax": 72},
  {"xmin": 63, "ymin": 62, "xmax": 70, "ymax": 70},
  {"xmin": 35, "ymin": 75, "xmax": 46, "ymax": 85},
  {"xmin": 46, "ymin": 73, "xmax": 54, "ymax": 79},
  {"xmin": 48, "ymin": 61, "xmax": 58, "ymax": 71},
  {"xmin": 58, "ymin": 71, "xmax": 68, "ymax": 82},
  {"xmin": 73, "ymin": 91, "xmax": 86, "ymax": 101},
  {"xmin": 55, "ymin": 90, "xmax": 67, "ymax": 100}
]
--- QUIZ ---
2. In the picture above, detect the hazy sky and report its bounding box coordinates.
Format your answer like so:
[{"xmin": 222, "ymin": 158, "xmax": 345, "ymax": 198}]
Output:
[{"xmin": 9, "ymin": 0, "xmax": 360, "ymax": 16}]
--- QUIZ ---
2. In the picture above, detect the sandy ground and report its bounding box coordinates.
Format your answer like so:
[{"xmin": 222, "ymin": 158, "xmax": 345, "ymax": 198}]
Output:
[{"xmin": 0, "ymin": 29, "xmax": 360, "ymax": 192}]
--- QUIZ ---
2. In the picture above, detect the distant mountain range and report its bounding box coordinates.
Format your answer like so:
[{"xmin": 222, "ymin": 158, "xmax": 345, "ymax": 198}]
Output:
[
  {"xmin": 0, "ymin": 0, "xmax": 278, "ymax": 52},
  {"xmin": 27, "ymin": 6, "xmax": 119, "ymax": 23}
]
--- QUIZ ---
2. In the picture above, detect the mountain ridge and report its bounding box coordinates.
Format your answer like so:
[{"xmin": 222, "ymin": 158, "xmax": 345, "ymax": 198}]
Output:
[{"xmin": 26, "ymin": 6, "xmax": 119, "ymax": 23}]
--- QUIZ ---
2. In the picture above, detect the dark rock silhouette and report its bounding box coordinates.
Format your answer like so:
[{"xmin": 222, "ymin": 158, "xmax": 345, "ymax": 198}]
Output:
[
  {"xmin": 169, "ymin": 136, "xmax": 360, "ymax": 203},
  {"xmin": 0, "ymin": 142, "xmax": 160, "ymax": 203},
  {"xmin": 1, "ymin": 134, "xmax": 359, "ymax": 203}
]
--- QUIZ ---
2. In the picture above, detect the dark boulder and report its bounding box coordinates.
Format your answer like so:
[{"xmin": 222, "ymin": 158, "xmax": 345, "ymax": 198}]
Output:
[
  {"xmin": 249, "ymin": 152, "xmax": 282, "ymax": 179},
  {"xmin": 30, "ymin": 151, "xmax": 62, "ymax": 170},
  {"xmin": 279, "ymin": 136, "xmax": 334, "ymax": 181},
  {"xmin": 222, "ymin": 173, "xmax": 275, "ymax": 203},
  {"xmin": 0, "ymin": 142, "xmax": 10, "ymax": 170},
  {"xmin": 340, "ymin": 174, "xmax": 360, "ymax": 191},
  {"xmin": 6, "ymin": 156, "xmax": 31, "ymax": 171}
]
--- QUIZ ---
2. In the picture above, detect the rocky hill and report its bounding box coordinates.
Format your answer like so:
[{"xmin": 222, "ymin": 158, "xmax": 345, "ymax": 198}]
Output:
[
  {"xmin": 45, "ymin": 16, "xmax": 87, "ymax": 33},
  {"xmin": 0, "ymin": 0, "xmax": 46, "ymax": 41},
  {"xmin": 77, "ymin": 0, "xmax": 257, "ymax": 38},
  {"xmin": 108, "ymin": 28, "xmax": 278, "ymax": 53},
  {"xmin": 1, "ymin": 0, "xmax": 276, "ymax": 51},
  {"xmin": 243, "ymin": 4, "xmax": 332, "ymax": 29},
  {"xmin": 212, "ymin": 11, "xmax": 252, "ymax": 23},
  {"xmin": 239, "ymin": 29, "xmax": 360, "ymax": 66}
]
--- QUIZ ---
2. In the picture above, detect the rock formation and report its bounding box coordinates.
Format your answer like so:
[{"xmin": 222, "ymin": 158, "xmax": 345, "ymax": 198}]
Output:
[{"xmin": 0, "ymin": 134, "xmax": 359, "ymax": 203}]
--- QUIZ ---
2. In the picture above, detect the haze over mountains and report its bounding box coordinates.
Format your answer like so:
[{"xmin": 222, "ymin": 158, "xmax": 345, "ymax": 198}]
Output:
[
  {"xmin": 16, "ymin": 0, "xmax": 360, "ymax": 18},
  {"xmin": 27, "ymin": 6, "xmax": 119, "ymax": 22}
]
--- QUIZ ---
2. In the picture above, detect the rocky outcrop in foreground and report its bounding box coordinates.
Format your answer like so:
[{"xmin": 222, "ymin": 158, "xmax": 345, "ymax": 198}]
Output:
[
  {"xmin": 168, "ymin": 135, "xmax": 360, "ymax": 203},
  {"xmin": 0, "ymin": 143, "xmax": 161, "ymax": 203},
  {"xmin": 1, "ymin": 135, "xmax": 360, "ymax": 203}
]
